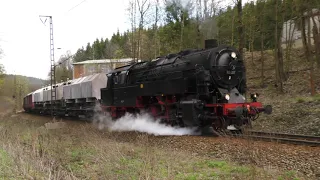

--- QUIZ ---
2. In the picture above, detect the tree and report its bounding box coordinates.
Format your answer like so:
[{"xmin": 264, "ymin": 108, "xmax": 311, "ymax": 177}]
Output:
[
  {"xmin": 0, "ymin": 46, "xmax": 5, "ymax": 91},
  {"xmin": 47, "ymin": 51, "xmax": 73, "ymax": 83},
  {"xmin": 160, "ymin": 0, "xmax": 194, "ymax": 53},
  {"xmin": 85, "ymin": 43, "xmax": 93, "ymax": 60},
  {"xmin": 14, "ymin": 76, "xmax": 29, "ymax": 110},
  {"xmin": 243, "ymin": 2, "xmax": 256, "ymax": 62},
  {"xmin": 153, "ymin": 0, "xmax": 160, "ymax": 58},
  {"xmin": 0, "ymin": 64, "xmax": 5, "ymax": 92},
  {"xmin": 256, "ymin": 0, "xmax": 266, "ymax": 87},
  {"xmin": 274, "ymin": 0, "xmax": 286, "ymax": 93},
  {"xmin": 67, "ymin": 0, "xmax": 320, "ymax": 98},
  {"xmin": 137, "ymin": 0, "xmax": 151, "ymax": 60},
  {"xmin": 311, "ymin": 15, "xmax": 320, "ymax": 68},
  {"xmin": 235, "ymin": 0, "xmax": 244, "ymax": 58},
  {"xmin": 294, "ymin": 0, "xmax": 319, "ymax": 96},
  {"xmin": 128, "ymin": 0, "xmax": 137, "ymax": 60},
  {"xmin": 72, "ymin": 47, "xmax": 87, "ymax": 62},
  {"xmin": 282, "ymin": 0, "xmax": 297, "ymax": 72},
  {"xmin": 216, "ymin": 6, "xmax": 235, "ymax": 45},
  {"xmin": 199, "ymin": 0, "xmax": 219, "ymax": 41},
  {"xmin": 300, "ymin": 8, "xmax": 316, "ymax": 95}
]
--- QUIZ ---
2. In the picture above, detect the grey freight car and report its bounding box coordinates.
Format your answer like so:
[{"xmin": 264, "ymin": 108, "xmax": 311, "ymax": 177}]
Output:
[{"xmin": 63, "ymin": 73, "xmax": 107, "ymax": 102}]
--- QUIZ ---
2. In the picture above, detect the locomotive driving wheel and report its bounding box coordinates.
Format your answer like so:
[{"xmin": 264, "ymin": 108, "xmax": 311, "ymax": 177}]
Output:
[
  {"xmin": 199, "ymin": 117, "xmax": 224, "ymax": 136},
  {"xmin": 206, "ymin": 117, "xmax": 228, "ymax": 136}
]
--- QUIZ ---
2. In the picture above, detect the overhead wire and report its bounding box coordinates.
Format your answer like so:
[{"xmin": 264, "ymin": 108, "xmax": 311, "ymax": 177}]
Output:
[
  {"xmin": 39, "ymin": 0, "xmax": 89, "ymax": 80},
  {"xmin": 66, "ymin": 0, "xmax": 87, "ymax": 14},
  {"xmin": 48, "ymin": 0, "xmax": 89, "ymax": 69}
]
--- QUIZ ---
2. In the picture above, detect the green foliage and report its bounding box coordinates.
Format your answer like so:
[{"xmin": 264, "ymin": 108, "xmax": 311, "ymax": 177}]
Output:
[
  {"xmin": 0, "ymin": 148, "xmax": 13, "ymax": 177},
  {"xmin": 55, "ymin": 66, "xmax": 73, "ymax": 83},
  {"xmin": 54, "ymin": 57, "xmax": 73, "ymax": 83},
  {"xmin": 0, "ymin": 64, "xmax": 5, "ymax": 90},
  {"xmin": 15, "ymin": 76, "xmax": 29, "ymax": 109},
  {"xmin": 72, "ymin": 47, "xmax": 87, "ymax": 62},
  {"xmin": 72, "ymin": 31, "xmax": 133, "ymax": 63},
  {"xmin": 277, "ymin": 170, "xmax": 300, "ymax": 180},
  {"xmin": 0, "ymin": 46, "xmax": 5, "ymax": 92},
  {"xmin": 70, "ymin": 0, "xmax": 320, "ymax": 62},
  {"xmin": 295, "ymin": 94, "xmax": 320, "ymax": 103},
  {"xmin": 0, "ymin": 74, "xmax": 31, "ymax": 109}
]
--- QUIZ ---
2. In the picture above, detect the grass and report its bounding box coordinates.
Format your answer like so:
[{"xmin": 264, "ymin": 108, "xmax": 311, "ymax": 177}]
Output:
[
  {"xmin": 277, "ymin": 171, "xmax": 301, "ymax": 180},
  {"xmin": 0, "ymin": 148, "xmax": 14, "ymax": 178},
  {"xmin": 0, "ymin": 113, "xmax": 306, "ymax": 180},
  {"xmin": 295, "ymin": 94, "xmax": 320, "ymax": 103}
]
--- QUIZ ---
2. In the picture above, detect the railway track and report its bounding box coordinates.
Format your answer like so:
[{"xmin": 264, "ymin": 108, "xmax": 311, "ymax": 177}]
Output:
[{"xmin": 235, "ymin": 130, "xmax": 320, "ymax": 147}]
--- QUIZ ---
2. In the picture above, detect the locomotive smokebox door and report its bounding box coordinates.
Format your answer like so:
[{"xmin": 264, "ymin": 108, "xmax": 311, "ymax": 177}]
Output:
[{"xmin": 180, "ymin": 100, "xmax": 202, "ymax": 126}]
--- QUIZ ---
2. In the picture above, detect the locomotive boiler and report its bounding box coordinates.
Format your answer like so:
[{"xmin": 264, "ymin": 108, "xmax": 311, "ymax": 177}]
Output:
[{"xmin": 100, "ymin": 39, "xmax": 272, "ymax": 134}]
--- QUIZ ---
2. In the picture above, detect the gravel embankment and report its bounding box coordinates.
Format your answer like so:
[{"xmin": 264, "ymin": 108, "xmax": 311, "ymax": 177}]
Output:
[{"xmin": 107, "ymin": 131, "xmax": 320, "ymax": 179}]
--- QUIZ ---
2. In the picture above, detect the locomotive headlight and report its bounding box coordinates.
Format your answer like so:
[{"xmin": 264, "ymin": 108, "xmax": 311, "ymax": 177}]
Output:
[
  {"xmin": 225, "ymin": 94, "xmax": 230, "ymax": 100},
  {"xmin": 231, "ymin": 52, "xmax": 237, "ymax": 58},
  {"xmin": 250, "ymin": 93, "xmax": 259, "ymax": 102}
]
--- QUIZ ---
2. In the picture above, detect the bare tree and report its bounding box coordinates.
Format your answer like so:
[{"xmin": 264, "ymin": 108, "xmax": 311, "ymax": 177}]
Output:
[
  {"xmin": 0, "ymin": 46, "xmax": 5, "ymax": 91},
  {"xmin": 311, "ymin": 15, "xmax": 320, "ymax": 67},
  {"xmin": 128, "ymin": 0, "xmax": 137, "ymax": 61},
  {"xmin": 274, "ymin": 0, "xmax": 286, "ymax": 93},
  {"xmin": 196, "ymin": 0, "xmax": 202, "ymax": 48},
  {"xmin": 199, "ymin": 0, "xmax": 219, "ymax": 41},
  {"xmin": 233, "ymin": 0, "xmax": 244, "ymax": 58},
  {"xmin": 137, "ymin": 0, "xmax": 151, "ymax": 60},
  {"xmin": 297, "ymin": 1, "xmax": 316, "ymax": 95},
  {"xmin": 153, "ymin": 0, "xmax": 160, "ymax": 58},
  {"xmin": 259, "ymin": 0, "xmax": 266, "ymax": 87},
  {"xmin": 284, "ymin": 19, "xmax": 296, "ymax": 72},
  {"xmin": 301, "ymin": 10, "xmax": 316, "ymax": 95},
  {"xmin": 51, "ymin": 51, "xmax": 73, "ymax": 82}
]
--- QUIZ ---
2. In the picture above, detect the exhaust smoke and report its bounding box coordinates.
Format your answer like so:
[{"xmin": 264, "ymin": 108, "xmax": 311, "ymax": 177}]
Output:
[{"xmin": 92, "ymin": 109, "xmax": 198, "ymax": 136}]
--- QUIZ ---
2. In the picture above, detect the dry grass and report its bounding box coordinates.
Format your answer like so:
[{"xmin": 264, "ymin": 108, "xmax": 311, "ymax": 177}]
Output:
[
  {"xmin": 0, "ymin": 113, "xmax": 304, "ymax": 180},
  {"xmin": 251, "ymin": 93, "xmax": 320, "ymax": 136},
  {"xmin": 242, "ymin": 50, "xmax": 320, "ymax": 136}
]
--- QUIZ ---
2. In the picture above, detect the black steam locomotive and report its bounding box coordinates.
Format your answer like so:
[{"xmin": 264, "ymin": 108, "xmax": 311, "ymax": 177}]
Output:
[{"xmin": 100, "ymin": 39, "xmax": 272, "ymax": 134}]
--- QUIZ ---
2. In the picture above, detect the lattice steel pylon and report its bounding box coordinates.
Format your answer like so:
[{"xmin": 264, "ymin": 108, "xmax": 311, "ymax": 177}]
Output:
[{"xmin": 40, "ymin": 15, "xmax": 56, "ymax": 118}]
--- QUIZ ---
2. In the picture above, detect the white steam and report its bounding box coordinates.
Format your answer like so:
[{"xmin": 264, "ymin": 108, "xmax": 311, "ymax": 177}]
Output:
[{"xmin": 92, "ymin": 108, "xmax": 198, "ymax": 136}]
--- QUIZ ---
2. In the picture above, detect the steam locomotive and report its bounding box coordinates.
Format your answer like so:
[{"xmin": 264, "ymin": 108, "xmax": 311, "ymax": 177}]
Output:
[{"xmin": 23, "ymin": 39, "xmax": 272, "ymax": 135}]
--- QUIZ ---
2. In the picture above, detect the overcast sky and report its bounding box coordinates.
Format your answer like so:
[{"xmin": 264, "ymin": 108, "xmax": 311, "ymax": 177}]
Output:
[
  {"xmin": 0, "ymin": 0, "xmax": 129, "ymax": 79},
  {"xmin": 0, "ymin": 0, "xmax": 250, "ymax": 80}
]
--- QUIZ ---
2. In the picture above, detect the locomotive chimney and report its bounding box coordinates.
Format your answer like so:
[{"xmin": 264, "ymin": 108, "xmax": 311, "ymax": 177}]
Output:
[{"xmin": 205, "ymin": 39, "xmax": 218, "ymax": 49}]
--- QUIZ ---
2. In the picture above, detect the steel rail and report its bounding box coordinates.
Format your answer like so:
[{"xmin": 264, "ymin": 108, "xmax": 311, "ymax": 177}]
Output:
[
  {"xmin": 233, "ymin": 130, "xmax": 320, "ymax": 147},
  {"xmin": 246, "ymin": 130, "xmax": 320, "ymax": 142}
]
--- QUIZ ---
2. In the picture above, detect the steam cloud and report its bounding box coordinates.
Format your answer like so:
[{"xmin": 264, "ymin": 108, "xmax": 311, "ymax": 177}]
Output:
[{"xmin": 92, "ymin": 107, "xmax": 198, "ymax": 136}]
